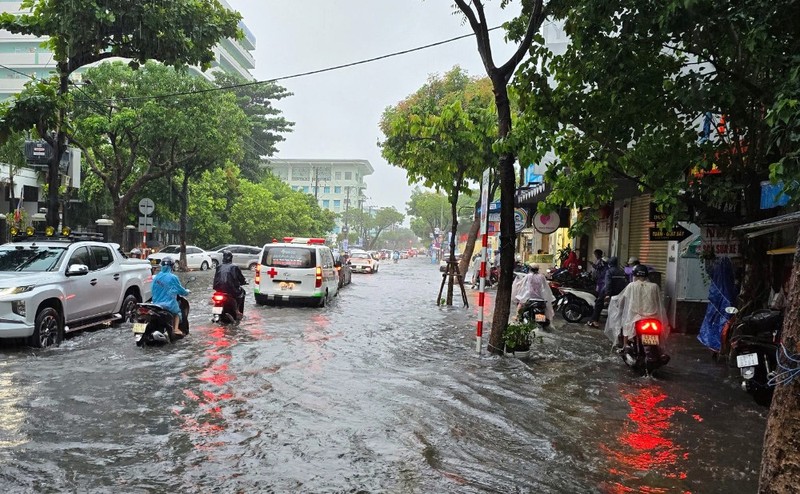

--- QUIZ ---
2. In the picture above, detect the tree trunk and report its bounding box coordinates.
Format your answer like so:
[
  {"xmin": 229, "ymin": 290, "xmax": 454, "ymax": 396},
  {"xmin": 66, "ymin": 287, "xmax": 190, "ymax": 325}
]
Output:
[
  {"xmin": 487, "ymin": 79, "xmax": 517, "ymax": 355},
  {"xmin": 446, "ymin": 190, "xmax": 460, "ymax": 306},
  {"xmin": 178, "ymin": 174, "xmax": 190, "ymax": 271},
  {"xmin": 459, "ymin": 216, "xmax": 480, "ymax": 277},
  {"xmin": 758, "ymin": 228, "xmax": 800, "ymax": 493},
  {"xmin": 46, "ymin": 73, "xmax": 70, "ymax": 228}
]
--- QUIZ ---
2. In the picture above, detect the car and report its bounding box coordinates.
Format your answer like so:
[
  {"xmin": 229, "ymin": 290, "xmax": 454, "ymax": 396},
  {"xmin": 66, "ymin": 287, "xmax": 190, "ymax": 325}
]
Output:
[
  {"xmin": 333, "ymin": 251, "xmax": 352, "ymax": 288},
  {"xmin": 209, "ymin": 244, "xmax": 262, "ymax": 270},
  {"xmin": 438, "ymin": 251, "xmax": 462, "ymax": 272},
  {"xmin": 147, "ymin": 245, "xmax": 214, "ymax": 271},
  {"xmin": 349, "ymin": 251, "xmax": 379, "ymax": 273},
  {"xmin": 253, "ymin": 237, "xmax": 339, "ymax": 307},
  {"xmin": 0, "ymin": 232, "xmax": 153, "ymax": 347}
]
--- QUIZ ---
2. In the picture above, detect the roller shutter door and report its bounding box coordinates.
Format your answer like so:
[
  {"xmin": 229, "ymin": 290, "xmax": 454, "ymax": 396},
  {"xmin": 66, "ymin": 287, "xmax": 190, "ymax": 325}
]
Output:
[{"xmin": 628, "ymin": 195, "xmax": 668, "ymax": 286}]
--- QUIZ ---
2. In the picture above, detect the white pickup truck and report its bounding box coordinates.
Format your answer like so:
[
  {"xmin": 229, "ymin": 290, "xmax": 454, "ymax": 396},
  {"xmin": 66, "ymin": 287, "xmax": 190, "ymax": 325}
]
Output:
[{"xmin": 0, "ymin": 237, "xmax": 153, "ymax": 347}]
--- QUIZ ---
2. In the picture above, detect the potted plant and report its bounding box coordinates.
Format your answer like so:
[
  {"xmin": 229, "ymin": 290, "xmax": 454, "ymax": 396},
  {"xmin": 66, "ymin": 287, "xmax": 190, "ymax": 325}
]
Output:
[{"xmin": 503, "ymin": 321, "xmax": 537, "ymax": 355}]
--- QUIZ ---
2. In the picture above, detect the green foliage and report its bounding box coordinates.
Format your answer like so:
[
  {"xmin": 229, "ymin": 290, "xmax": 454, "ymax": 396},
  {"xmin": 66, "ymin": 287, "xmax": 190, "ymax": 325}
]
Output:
[
  {"xmin": 188, "ymin": 167, "xmax": 235, "ymax": 247},
  {"xmin": 213, "ymin": 73, "xmax": 294, "ymax": 182},
  {"xmin": 406, "ymin": 187, "xmax": 475, "ymax": 240},
  {"xmin": 502, "ymin": 322, "xmax": 536, "ymax": 351},
  {"xmin": 512, "ymin": 0, "xmax": 800, "ymax": 223}
]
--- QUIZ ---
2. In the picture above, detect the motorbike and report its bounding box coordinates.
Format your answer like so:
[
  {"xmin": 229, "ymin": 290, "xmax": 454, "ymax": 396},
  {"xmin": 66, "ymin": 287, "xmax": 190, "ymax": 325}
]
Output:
[
  {"xmin": 211, "ymin": 285, "xmax": 246, "ymax": 325},
  {"xmin": 517, "ymin": 298, "xmax": 550, "ymax": 329},
  {"xmin": 619, "ymin": 317, "xmax": 671, "ymax": 375},
  {"xmin": 555, "ymin": 287, "xmax": 604, "ymax": 323},
  {"xmin": 726, "ymin": 307, "xmax": 783, "ymax": 406},
  {"xmin": 133, "ymin": 277, "xmax": 194, "ymax": 347}
]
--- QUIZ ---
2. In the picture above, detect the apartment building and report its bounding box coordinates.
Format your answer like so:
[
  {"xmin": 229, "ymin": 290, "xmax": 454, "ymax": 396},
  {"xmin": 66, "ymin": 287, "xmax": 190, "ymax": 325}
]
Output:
[{"xmin": 263, "ymin": 159, "xmax": 375, "ymax": 233}]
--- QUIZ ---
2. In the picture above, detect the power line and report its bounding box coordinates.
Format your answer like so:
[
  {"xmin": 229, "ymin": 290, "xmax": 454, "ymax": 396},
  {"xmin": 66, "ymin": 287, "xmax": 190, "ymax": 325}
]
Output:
[{"xmin": 77, "ymin": 25, "xmax": 504, "ymax": 104}]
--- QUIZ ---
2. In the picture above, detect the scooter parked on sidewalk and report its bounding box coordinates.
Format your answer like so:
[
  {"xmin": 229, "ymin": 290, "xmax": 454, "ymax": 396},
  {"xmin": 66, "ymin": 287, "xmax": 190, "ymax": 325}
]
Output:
[
  {"xmin": 726, "ymin": 307, "xmax": 783, "ymax": 406},
  {"xmin": 555, "ymin": 287, "xmax": 605, "ymax": 323}
]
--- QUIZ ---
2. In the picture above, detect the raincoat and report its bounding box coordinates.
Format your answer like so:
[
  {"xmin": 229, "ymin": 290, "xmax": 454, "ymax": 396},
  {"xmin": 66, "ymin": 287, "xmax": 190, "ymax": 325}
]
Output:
[
  {"xmin": 151, "ymin": 262, "xmax": 189, "ymax": 319},
  {"xmin": 515, "ymin": 270, "xmax": 555, "ymax": 320},
  {"xmin": 605, "ymin": 278, "xmax": 668, "ymax": 344},
  {"xmin": 697, "ymin": 257, "xmax": 736, "ymax": 352}
]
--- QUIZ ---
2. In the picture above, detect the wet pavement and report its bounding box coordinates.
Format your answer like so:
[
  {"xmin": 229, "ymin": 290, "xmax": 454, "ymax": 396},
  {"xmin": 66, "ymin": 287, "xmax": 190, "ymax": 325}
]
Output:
[{"xmin": 0, "ymin": 258, "xmax": 767, "ymax": 493}]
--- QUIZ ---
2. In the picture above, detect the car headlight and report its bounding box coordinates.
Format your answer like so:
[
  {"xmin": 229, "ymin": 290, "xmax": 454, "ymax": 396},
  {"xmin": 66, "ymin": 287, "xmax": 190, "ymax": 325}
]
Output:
[
  {"xmin": 742, "ymin": 366, "xmax": 756, "ymax": 380},
  {"xmin": 0, "ymin": 286, "xmax": 35, "ymax": 296}
]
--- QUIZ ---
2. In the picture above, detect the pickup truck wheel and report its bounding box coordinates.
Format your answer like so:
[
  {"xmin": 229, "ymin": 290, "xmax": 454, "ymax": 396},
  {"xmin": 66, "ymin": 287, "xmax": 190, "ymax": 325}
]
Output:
[
  {"xmin": 29, "ymin": 307, "xmax": 63, "ymax": 348},
  {"xmin": 119, "ymin": 294, "xmax": 139, "ymax": 324},
  {"xmin": 200, "ymin": 261, "xmax": 209, "ymax": 271}
]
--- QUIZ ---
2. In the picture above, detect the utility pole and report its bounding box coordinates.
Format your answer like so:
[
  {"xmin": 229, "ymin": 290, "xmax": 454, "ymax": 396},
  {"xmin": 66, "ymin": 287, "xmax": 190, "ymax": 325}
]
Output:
[
  {"xmin": 313, "ymin": 167, "xmax": 319, "ymax": 200},
  {"xmin": 344, "ymin": 186, "xmax": 350, "ymax": 236}
]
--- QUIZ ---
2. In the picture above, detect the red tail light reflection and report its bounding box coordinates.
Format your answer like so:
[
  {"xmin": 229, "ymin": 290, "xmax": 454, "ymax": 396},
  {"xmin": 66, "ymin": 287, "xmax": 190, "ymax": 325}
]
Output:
[{"xmin": 636, "ymin": 319, "xmax": 662, "ymax": 335}]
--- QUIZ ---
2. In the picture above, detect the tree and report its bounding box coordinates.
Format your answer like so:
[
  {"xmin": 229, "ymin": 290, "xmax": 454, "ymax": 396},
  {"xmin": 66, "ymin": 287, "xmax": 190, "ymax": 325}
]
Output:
[
  {"xmin": 452, "ymin": 1, "xmax": 546, "ymax": 347},
  {"xmin": 214, "ymin": 73, "xmax": 294, "ymax": 182},
  {"xmin": 0, "ymin": 0, "xmax": 241, "ymax": 227},
  {"xmin": 0, "ymin": 132, "xmax": 28, "ymax": 216},
  {"xmin": 364, "ymin": 207, "xmax": 405, "ymax": 250},
  {"xmin": 188, "ymin": 167, "xmax": 236, "ymax": 247},
  {"xmin": 68, "ymin": 62, "xmax": 246, "ymax": 243},
  {"xmin": 380, "ymin": 66, "xmax": 497, "ymax": 305}
]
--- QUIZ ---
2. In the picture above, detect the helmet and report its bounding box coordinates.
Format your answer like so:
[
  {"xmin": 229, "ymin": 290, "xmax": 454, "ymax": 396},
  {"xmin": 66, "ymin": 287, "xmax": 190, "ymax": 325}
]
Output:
[
  {"xmin": 161, "ymin": 256, "xmax": 175, "ymax": 268},
  {"xmin": 632, "ymin": 264, "xmax": 649, "ymax": 278},
  {"xmin": 221, "ymin": 250, "xmax": 233, "ymax": 264},
  {"xmin": 531, "ymin": 263, "xmax": 540, "ymax": 272},
  {"xmin": 627, "ymin": 256, "xmax": 639, "ymax": 265}
]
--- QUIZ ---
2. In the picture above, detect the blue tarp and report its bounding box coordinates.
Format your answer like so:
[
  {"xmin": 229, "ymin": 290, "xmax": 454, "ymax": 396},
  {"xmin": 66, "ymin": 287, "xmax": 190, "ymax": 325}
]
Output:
[{"xmin": 697, "ymin": 257, "xmax": 736, "ymax": 352}]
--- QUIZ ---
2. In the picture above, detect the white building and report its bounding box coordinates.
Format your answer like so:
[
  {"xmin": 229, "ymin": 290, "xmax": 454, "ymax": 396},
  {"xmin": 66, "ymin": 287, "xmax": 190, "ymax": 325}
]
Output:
[{"xmin": 263, "ymin": 159, "xmax": 374, "ymax": 233}]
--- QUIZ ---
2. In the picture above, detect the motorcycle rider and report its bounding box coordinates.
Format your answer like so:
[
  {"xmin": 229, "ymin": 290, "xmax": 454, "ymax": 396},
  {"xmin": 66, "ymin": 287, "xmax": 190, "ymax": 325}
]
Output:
[
  {"xmin": 587, "ymin": 256, "xmax": 628, "ymax": 327},
  {"xmin": 151, "ymin": 256, "xmax": 190, "ymax": 336},
  {"xmin": 515, "ymin": 264, "xmax": 555, "ymax": 321},
  {"xmin": 213, "ymin": 250, "xmax": 247, "ymax": 320},
  {"xmin": 605, "ymin": 264, "xmax": 668, "ymax": 348}
]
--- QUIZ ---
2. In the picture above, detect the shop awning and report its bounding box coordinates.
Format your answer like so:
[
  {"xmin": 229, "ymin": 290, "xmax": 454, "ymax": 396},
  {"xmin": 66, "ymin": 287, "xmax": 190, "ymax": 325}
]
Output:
[
  {"xmin": 731, "ymin": 211, "xmax": 800, "ymax": 239},
  {"xmin": 516, "ymin": 182, "xmax": 550, "ymax": 206}
]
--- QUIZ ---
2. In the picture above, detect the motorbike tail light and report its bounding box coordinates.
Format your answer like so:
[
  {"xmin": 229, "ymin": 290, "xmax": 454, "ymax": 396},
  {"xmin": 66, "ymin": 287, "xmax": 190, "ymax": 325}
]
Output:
[
  {"xmin": 138, "ymin": 307, "xmax": 152, "ymax": 315},
  {"xmin": 255, "ymin": 264, "xmax": 261, "ymax": 284},
  {"xmin": 212, "ymin": 293, "xmax": 225, "ymax": 304},
  {"xmin": 315, "ymin": 266, "xmax": 323, "ymax": 288},
  {"xmin": 636, "ymin": 318, "xmax": 662, "ymax": 335}
]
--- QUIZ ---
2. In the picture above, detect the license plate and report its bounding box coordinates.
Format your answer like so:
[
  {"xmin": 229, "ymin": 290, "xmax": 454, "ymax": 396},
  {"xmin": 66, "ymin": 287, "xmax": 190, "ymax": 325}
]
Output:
[
  {"xmin": 133, "ymin": 322, "xmax": 147, "ymax": 334},
  {"xmin": 641, "ymin": 334, "xmax": 659, "ymax": 346},
  {"xmin": 737, "ymin": 352, "xmax": 759, "ymax": 368},
  {"xmin": 280, "ymin": 283, "xmax": 295, "ymax": 291},
  {"xmin": 535, "ymin": 314, "xmax": 547, "ymax": 322},
  {"xmin": 212, "ymin": 306, "xmax": 223, "ymax": 314}
]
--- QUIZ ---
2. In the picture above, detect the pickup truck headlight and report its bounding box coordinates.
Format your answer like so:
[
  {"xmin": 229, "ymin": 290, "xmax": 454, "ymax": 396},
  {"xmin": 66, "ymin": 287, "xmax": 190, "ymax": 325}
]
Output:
[{"xmin": 0, "ymin": 285, "xmax": 35, "ymax": 296}]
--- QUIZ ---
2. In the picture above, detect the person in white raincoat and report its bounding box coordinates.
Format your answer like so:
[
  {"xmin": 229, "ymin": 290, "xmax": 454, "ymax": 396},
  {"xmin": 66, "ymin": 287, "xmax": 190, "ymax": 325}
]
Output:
[
  {"xmin": 605, "ymin": 264, "xmax": 668, "ymax": 346},
  {"xmin": 514, "ymin": 264, "xmax": 555, "ymax": 321}
]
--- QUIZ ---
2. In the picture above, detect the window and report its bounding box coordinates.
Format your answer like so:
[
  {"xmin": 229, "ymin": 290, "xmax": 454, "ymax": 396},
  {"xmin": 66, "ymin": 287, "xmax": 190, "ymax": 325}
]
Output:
[
  {"xmin": 291, "ymin": 167, "xmax": 310, "ymax": 180},
  {"xmin": 303, "ymin": 186, "xmax": 310, "ymax": 193},
  {"xmin": 90, "ymin": 246, "xmax": 113, "ymax": 269},
  {"xmin": 322, "ymin": 200, "xmax": 330, "ymax": 208},
  {"xmin": 335, "ymin": 172, "xmax": 342, "ymax": 180},
  {"xmin": 334, "ymin": 186, "xmax": 342, "ymax": 194},
  {"xmin": 187, "ymin": 247, "xmax": 201, "ymax": 254},
  {"xmin": 344, "ymin": 171, "xmax": 352, "ymax": 180},
  {"xmin": 68, "ymin": 247, "xmax": 92, "ymax": 269},
  {"xmin": 263, "ymin": 247, "xmax": 315, "ymax": 268},
  {"xmin": 323, "ymin": 186, "xmax": 330, "ymax": 194},
  {"xmin": 333, "ymin": 200, "xmax": 341, "ymax": 210}
]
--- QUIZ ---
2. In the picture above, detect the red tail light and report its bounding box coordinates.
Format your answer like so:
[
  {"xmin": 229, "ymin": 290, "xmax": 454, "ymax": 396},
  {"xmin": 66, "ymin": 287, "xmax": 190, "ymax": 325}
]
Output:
[
  {"xmin": 315, "ymin": 266, "xmax": 323, "ymax": 288},
  {"xmin": 636, "ymin": 319, "xmax": 662, "ymax": 335},
  {"xmin": 255, "ymin": 264, "xmax": 261, "ymax": 284},
  {"xmin": 212, "ymin": 293, "xmax": 225, "ymax": 304},
  {"xmin": 138, "ymin": 307, "xmax": 152, "ymax": 315}
]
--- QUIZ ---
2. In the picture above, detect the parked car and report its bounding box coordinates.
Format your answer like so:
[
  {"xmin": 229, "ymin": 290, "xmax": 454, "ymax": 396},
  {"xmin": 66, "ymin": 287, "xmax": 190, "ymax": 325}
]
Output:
[
  {"xmin": 147, "ymin": 245, "xmax": 214, "ymax": 271},
  {"xmin": 333, "ymin": 251, "xmax": 352, "ymax": 288},
  {"xmin": 209, "ymin": 244, "xmax": 262, "ymax": 270},
  {"xmin": 350, "ymin": 251, "xmax": 379, "ymax": 274}
]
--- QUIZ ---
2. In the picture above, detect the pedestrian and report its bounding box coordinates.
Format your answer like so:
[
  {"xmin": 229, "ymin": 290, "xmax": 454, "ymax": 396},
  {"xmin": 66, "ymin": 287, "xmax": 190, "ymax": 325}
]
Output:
[
  {"xmin": 586, "ymin": 250, "xmax": 610, "ymax": 327},
  {"xmin": 471, "ymin": 253, "xmax": 482, "ymax": 287}
]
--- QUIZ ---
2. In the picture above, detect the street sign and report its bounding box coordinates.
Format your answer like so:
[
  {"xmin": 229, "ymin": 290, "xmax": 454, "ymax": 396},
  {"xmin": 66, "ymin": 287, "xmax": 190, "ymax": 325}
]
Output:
[
  {"xmin": 533, "ymin": 211, "xmax": 560, "ymax": 234},
  {"xmin": 649, "ymin": 224, "xmax": 691, "ymax": 242},
  {"xmin": 138, "ymin": 198, "xmax": 155, "ymax": 215},
  {"xmin": 138, "ymin": 216, "xmax": 153, "ymax": 233},
  {"xmin": 649, "ymin": 202, "xmax": 668, "ymax": 223},
  {"xmin": 514, "ymin": 208, "xmax": 528, "ymax": 233}
]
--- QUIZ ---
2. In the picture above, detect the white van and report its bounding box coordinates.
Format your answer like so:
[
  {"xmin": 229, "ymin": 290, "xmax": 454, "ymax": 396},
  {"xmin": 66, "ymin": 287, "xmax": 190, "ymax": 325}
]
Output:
[{"xmin": 253, "ymin": 237, "xmax": 339, "ymax": 307}]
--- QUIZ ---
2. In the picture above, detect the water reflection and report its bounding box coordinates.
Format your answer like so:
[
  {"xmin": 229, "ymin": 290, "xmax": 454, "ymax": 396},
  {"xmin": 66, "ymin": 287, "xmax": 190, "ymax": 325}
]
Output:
[
  {"xmin": 0, "ymin": 370, "xmax": 26, "ymax": 448},
  {"xmin": 600, "ymin": 384, "xmax": 692, "ymax": 493}
]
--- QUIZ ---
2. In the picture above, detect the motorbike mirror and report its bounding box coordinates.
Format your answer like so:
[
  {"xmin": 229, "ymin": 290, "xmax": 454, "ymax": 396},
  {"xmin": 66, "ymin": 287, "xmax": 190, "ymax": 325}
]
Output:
[{"xmin": 724, "ymin": 307, "xmax": 738, "ymax": 315}]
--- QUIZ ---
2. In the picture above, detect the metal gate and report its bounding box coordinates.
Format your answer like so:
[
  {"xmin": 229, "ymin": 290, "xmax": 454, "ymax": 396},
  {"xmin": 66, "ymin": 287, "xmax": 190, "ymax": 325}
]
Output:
[{"xmin": 628, "ymin": 195, "xmax": 668, "ymax": 285}]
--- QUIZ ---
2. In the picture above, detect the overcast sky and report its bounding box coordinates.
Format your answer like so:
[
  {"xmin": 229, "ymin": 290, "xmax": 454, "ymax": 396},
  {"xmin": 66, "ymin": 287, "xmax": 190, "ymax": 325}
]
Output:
[{"xmin": 226, "ymin": 1, "xmax": 517, "ymax": 213}]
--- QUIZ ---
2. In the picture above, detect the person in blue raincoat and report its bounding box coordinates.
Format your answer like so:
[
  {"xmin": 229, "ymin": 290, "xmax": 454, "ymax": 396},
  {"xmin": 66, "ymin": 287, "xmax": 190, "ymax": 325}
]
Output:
[
  {"xmin": 697, "ymin": 257, "xmax": 736, "ymax": 352},
  {"xmin": 151, "ymin": 256, "xmax": 190, "ymax": 336}
]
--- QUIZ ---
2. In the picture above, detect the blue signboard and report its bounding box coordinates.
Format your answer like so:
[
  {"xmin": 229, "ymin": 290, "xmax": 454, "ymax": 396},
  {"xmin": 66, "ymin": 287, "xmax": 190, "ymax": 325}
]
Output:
[
  {"xmin": 476, "ymin": 201, "xmax": 501, "ymax": 214},
  {"xmin": 525, "ymin": 165, "xmax": 544, "ymax": 185}
]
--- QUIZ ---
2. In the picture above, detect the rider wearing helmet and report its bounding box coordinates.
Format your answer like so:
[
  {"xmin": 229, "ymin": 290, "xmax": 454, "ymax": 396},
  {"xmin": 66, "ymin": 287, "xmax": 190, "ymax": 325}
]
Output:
[
  {"xmin": 151, "ymin": 256, "xmax": 190, "ymax": 336},
  {"xmin": 605, "ymin": 262, "xmax": 667, "ymax": 347},
  {"xmin": 213, "ymin": 250, "xmax": 247, "ymax": 319}
]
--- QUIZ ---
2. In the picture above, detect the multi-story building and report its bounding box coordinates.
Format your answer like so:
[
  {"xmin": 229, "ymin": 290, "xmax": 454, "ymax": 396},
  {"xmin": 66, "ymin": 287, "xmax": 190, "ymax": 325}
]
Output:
[
  {"xmin": 263, "ymin": 158, "xmax": 374, "ymax": 234},
  {"xmin": 0, "ymin": 0, "xmax": 256, "ymax": 100},
  {"xmin": 0, "ymin": 0, "xmax": 256, "ymax": 224}
]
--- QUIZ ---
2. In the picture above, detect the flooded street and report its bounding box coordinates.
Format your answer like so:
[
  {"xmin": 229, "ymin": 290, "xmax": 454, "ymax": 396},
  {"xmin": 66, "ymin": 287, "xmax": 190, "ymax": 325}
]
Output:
[{"xmin": 1, "ymin": 258, "xmax": 767, "ymax": 493}]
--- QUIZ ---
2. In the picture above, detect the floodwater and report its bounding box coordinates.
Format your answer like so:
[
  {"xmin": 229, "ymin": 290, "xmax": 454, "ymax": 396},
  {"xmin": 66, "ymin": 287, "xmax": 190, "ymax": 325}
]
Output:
[{"xmin": 0, "ymin": 258, "xmax": 767, "ymax": 493}]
